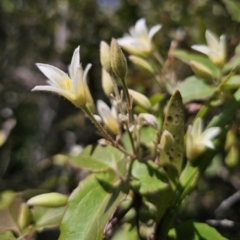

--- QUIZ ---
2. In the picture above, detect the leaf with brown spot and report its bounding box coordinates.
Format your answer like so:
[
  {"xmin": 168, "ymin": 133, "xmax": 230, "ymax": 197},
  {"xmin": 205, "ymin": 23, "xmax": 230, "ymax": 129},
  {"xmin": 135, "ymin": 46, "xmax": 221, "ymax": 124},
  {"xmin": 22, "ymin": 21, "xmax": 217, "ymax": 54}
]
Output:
[{"xmin": 160, "ymin": 91, "xmax": 185, "ymax": 179}]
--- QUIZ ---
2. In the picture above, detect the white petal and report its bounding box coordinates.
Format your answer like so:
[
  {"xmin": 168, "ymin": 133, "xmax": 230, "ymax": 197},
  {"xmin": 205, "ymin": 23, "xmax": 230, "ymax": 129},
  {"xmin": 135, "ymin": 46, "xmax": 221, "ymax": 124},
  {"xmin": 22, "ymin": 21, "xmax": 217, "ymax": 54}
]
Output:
[
  {"xmin": 36, "ymin": 63, "xmax": 69, "ymax": 88},
  {"xmin": 204, "ymin": 140, "xmax": 215, "ymax": 149},
  {"xmin": 201, "ymin": 127, "xmax": 221, "ymax": 141},
  {"xmin": 191, "ymin": 118, "xmax": 203, "ymax": 138},
  {"xmin": 135, "ymin": 18, "xmax": 148, "ymax": 37},
  {"xmin": 129, "ymin": 26, "xmax": 137, "ymax": 38},
  {"xmin": 83, "ymin": 64, "xmax": 92, "ymax": 82},
  {"xmin": 191, "ymin": 45, "xmax": 210, "ymax": 55},
  {"xmin": 69, "ymin": 46, "xmax": 80, "ymax": 79},
  {"xmin": 205, "ymin": 30, "xmax": 219, "ymax": 51},
  {"xmin": 93, "ymin": 114, "xmax": 102, "ymax": 123},
  {"xmin": 97, "ymin": 100, "xmax": 111, "ymax": 120},
  {"xmin": 32, "ymin": 85, "xmax": 75, "ymax": 102},
  {"xmin": 71, "ymin": 65, "xmax": 85, "ymax": 97},
  {"xmin": 148, "ymin": 24, "xmax": 162, "ymax": 41},
  {"xmin": 117, "ymin": 37, "xmax": 136, "ymax": 47}
]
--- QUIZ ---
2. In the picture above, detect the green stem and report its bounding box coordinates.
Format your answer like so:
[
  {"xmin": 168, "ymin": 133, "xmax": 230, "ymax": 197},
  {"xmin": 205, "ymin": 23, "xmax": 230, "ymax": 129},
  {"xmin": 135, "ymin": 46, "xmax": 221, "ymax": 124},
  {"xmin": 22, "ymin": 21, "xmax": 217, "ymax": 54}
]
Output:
[
  {"xmin": 110, "ymin": 72, "xmax": 124, "ymax": 114},
  {"xmin": 120, "ymin": 77, "xmax": 133, "ymax": 124}
]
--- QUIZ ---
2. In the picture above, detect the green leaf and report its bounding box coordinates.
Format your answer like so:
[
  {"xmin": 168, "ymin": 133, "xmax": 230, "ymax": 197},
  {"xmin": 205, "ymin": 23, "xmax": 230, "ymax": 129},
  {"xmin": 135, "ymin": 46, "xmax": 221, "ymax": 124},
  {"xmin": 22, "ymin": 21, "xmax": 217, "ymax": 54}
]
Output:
[
  {"xmin": 139, "ymin": 127, "xmax": 158, "ymax": 149},
  {"xmin": 131, "ymin": 160, "xmax": 168, "ymax": 194},
  {"xmin": 174, "ymin": 50, "xmax": 220, "ymax": 78},
  {"xmin": 111, "ymin": 223, "xmax": 139, "ymax": 240},
  {"xmin": 31, "ymin": 206, "xmax": 66, "ymax": 230},
  {"xmin": 0, "ymin": 197, "xmax": 22, "ymax": 235},
  {"xmin": 168, "ymin": 220, "xmax": 228, "ymax": 240},
  {"xmin": 0, "ymin": 231, "xmax": 16, "ymax": 240},
  {"xmin": 69, "ymin": 145, "xmax": 125, "ymax": 172},
  {"xmin": 59, "ymin": 173, "xmax": 126, "ymax": 240},
  {"xmin": 160, "ymin": 91, "xmax": 185, "ymax": 176},
  {"xmin": 176, "ymin": 76, "xmax": 214, "ymax": 103},
  {"xmin": 222, "ymin": 75, "xmax": 240, "ymax": 89},
  {"xmin": 222, "ymin": 0, "xmax": 240, "ymax": 22}
]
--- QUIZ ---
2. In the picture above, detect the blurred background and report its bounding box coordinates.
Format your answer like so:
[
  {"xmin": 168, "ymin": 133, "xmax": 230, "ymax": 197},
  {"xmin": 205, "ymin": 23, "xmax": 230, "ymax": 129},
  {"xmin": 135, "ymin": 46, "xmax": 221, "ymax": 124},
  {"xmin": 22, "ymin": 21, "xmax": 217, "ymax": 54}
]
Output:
[{"xmin": 0, "ymin": 0, "xmax": 240, "ymax": 239}]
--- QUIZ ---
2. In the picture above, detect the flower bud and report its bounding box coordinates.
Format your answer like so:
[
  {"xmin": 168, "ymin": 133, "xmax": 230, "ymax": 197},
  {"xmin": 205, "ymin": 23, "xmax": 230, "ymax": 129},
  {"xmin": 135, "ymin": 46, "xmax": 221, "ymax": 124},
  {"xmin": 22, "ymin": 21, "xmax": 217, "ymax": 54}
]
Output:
[
  {"xmin": 190, "ymin": 61, "xmax": 213, "ymax": 82},
  {"xmin": 128, "ymin": 89, "xmax": 152, "ymax": 110},
  {"xmin": 129, "ymin": 55, "xmax": 155, "ymax": 75},
  {"xmin": 159, "ymin": 130, "xmax": 174, "ymax": 152},
  {"xmin": 110, "ymin": 38, "xmax": 128, "ymax": 79},
  {"xmin": 102, "ymin": 68, "xmax": 113, "ymax": 96},
  {"xmin": 27, "ymin": 193, "xmax": 68, "ymax": 208},
  {"xmin": 17, "ymin": 203, "xmax": 31, "ymax": 230},
  {"xmin": 138, "ymin": 113, "xmax": 159, "ymax": 129},
  {"xmin": 97, "ymin": 100, "xmax": 119, "ymax": 135},
  {"xmin": 100, "ymin": 41, "xmax": 112, "ymax": 73}
]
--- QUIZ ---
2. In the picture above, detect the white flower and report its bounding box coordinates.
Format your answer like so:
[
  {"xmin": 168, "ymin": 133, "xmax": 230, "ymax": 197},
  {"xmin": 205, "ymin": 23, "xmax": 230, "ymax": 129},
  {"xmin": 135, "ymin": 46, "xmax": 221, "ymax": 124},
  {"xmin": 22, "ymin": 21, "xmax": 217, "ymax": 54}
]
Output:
[
  {"xmin": 117, "ymin": 18, "xmax": 162, "ymax": 56},
  {"xmin": 186, "ymin": 118, "xmax": 221, "ymax": 160},
  {"xmin": 97, "ymin": 100, "xmax": 119, "ymax": 135},
  {"xmin": 191, "ymin": 30, "xmax": 226, "ymax": 67},
  {"xmin": 32, "ymin": 46, "xmax": 92, "ymax": 109}
]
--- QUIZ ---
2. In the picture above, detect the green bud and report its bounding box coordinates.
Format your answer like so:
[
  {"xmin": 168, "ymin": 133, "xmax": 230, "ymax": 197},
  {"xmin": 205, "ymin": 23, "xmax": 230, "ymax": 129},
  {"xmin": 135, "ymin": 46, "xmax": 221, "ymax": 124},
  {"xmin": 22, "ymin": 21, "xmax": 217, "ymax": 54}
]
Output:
[
  {"xmin": 128, "ymin": 89, "xmax": 152, "ymax": 110},
  {"xmin": 100, "ymin": 41, "xmax": 112, "ymax": 73},
  {"xmin": 110, "ymin": 38, "xmax": 128, "ymax": 79},
  {"xmin": 190, "ymin": 61, "xmax": 213, "ymax": 82},
  {"xmin": 160, "ymin": 130, "xmax": 174, "ymax": 152},
  {"xmin": 129, "ymin": 55, "xmax": 155, "ymax": 75},
  {"xmin": 17, "ymin": 203, "xmax": 31, "ymax": 230},
  {"xmin": 27, "ymin": 193, "xmax": 68, "ymax": 208},
  {"xmin": 102, "ymin": 68, "xmax": 114, "ymax": 96}
]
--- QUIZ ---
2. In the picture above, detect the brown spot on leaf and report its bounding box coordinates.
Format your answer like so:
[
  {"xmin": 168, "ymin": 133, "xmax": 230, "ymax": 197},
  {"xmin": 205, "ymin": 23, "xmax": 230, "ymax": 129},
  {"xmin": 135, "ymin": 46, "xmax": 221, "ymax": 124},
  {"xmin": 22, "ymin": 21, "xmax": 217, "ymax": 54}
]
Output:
[{"xmin": 167, "ymin": 115, "xmax": 173, "ymax": 122}]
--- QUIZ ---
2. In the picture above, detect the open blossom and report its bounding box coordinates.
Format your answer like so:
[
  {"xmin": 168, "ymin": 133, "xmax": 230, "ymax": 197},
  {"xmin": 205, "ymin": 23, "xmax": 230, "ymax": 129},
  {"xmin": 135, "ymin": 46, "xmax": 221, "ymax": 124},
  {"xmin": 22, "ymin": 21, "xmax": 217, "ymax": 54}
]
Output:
[
  {"xmin": 117, "ymin": 18, "xmax": 161, "ymax": 56},
  {"xmin": 191, "ymin": 30, "xmax": 226, "ymax": 67},
  {"xmin": 186, "ymin": 118, "xmax": 221, "ymax": 160},
  {"xmin": 96, "ymin": 100, "xmax": 119, "ymax": 135},
  {"xmin": 32, "ymin": 46, "xmax": 93, "ymax": 109}
]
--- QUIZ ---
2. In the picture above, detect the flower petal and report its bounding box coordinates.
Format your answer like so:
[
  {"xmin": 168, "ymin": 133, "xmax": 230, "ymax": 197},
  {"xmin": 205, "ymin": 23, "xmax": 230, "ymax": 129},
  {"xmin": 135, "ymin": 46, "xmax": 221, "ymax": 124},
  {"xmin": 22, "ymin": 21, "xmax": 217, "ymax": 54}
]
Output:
[
  {"xmin": 148, "ymin": 24, "xmax": 162, "ymax": 41},
  {"xmin": 36, "ymin": 63, "xmax": 70, "ymax": 89},
  {"xmin": 71, "ymin": 65, "xmax": 86, "ymax": 105},
  {"xmin": 205, "ymin": 30, "xmax": 219, "ymax": 51},
  {"xmin": 135, "ymin": 18, "xmax": 148, "ymax": 37},
  {"xmin": 201, "ymin": 127, "xmax": 221, "ymax": 141},
  {"xmin": 191, "ymin": 118, "xmax": 203, "ymax": 139},
  {"xmin": 117, "ymin": 36, "xmax": 136, "ymax": 47},
  {"xmin": 32, "ymin": 85, "xmax": 75, "ymax": 102},
  {"xmin": 69, "ymin": 46, "xmax": 80, "ymax": 79},
  {"xmin": 83, "ymin": 63, "xmax": 92, "ymax": 82},
  {"xmin": 203, "ymin": 140, "xmax": 215, "ymax": 149},
  {"xmin": 97, "ymin": 100, "xmax": 118, "ymax": 134},
  {"xmin": 191, "ymin": 45, "xmax": 210, "ymax": 55}
]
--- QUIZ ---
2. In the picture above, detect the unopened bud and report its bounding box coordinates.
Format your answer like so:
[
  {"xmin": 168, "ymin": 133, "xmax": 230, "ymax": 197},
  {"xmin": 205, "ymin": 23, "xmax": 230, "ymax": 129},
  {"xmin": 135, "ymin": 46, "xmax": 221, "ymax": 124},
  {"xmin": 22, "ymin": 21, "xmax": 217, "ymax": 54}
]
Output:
[
  {"xmin": 128, "ymin": 89, "xmax": 152, "ymax": 110},
  {"xmin": 102, "ymin": 68, "xmax": 114, "ymax": 96},
  {"xmin": 97, "ymin": 100, "xmax": 119, "ymax": 135},
  {"xmin": 159, "ymin": 130, "xmax": 174, "ymax": 151},
  {"xmin": 129, "ymin": 55, "xmax": 155, "ymax": 75},
  {"xmin": 190, "ymin": 61, "xmax": 213, "ymax": 82},
  {"xmin": 27, "ymin": 193, "xmax": 68, "ymax": 208},
  {"xmin": 100, "ymin": 41, "xmax": 112, "ymax": 73},
  {"xmin": 17, "ymin": 203, "xmax": 31, "ymax": 230},
  {"xmin": 110, "ymin": 38, "xmax": 128, "ymax": 79},
  {"xmin": 138, "ymin": 113, "xmax": 159, "ymax": 129}
]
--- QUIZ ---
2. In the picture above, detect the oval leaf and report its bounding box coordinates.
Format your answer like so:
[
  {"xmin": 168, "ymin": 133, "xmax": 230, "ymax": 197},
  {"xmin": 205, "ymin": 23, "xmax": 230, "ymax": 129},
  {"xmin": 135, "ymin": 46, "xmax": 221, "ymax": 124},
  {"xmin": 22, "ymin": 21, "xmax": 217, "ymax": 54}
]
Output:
[{"xmin": 59, "ymin": 174, "xmax": 125, "ymax": 240}]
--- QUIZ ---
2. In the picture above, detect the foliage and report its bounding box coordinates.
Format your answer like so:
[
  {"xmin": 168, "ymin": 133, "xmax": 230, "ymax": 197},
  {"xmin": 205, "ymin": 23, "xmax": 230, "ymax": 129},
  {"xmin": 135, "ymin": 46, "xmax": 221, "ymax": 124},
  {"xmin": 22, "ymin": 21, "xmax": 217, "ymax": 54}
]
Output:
[{"xmin": 1, "ymin": 0, "xmax": 240, "ymax": 240}]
